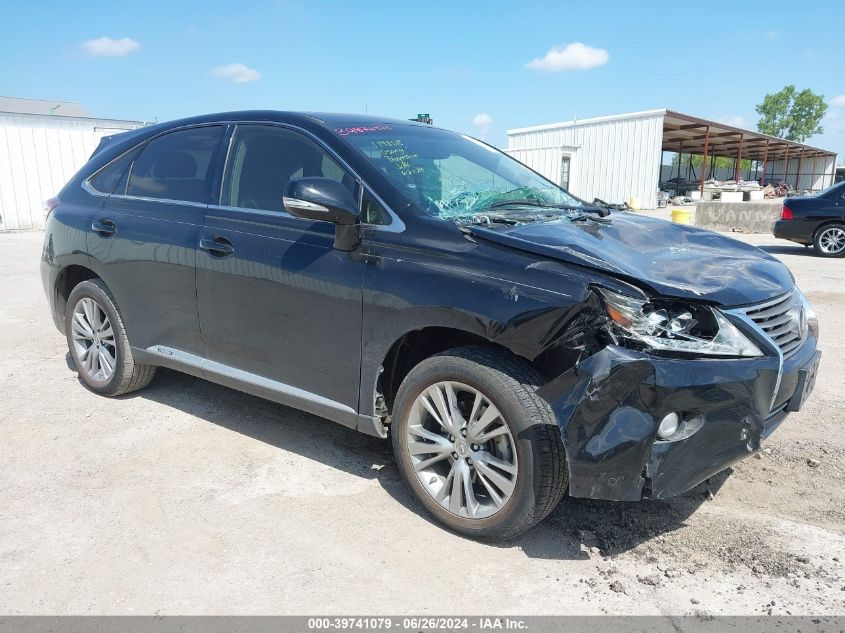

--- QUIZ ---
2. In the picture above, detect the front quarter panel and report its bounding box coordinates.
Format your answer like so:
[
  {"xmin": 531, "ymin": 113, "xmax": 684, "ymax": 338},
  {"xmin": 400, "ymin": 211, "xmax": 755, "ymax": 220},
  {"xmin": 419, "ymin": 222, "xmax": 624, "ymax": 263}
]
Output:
[{"xmin": 358, "ymin": 220, "xmax": 628, "ymax": 416}]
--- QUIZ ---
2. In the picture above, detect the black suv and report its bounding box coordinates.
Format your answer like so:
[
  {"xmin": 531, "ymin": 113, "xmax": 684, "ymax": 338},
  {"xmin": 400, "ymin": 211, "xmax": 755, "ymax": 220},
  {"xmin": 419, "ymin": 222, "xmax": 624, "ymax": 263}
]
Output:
[{"xmin": 42, "ymin": 112, "xmax": 821, "ymax": 540}]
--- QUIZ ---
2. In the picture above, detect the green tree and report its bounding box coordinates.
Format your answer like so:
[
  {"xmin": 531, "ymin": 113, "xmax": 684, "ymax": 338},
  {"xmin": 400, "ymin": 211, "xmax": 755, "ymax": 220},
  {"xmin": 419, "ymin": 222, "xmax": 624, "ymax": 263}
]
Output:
[
  {"xmin": 671, "ymin": 154, "xmax": 751, "ymax": 171},
  {"xmin": 755, "ymin": 85, "xmax": 827, "ymax": 141}
]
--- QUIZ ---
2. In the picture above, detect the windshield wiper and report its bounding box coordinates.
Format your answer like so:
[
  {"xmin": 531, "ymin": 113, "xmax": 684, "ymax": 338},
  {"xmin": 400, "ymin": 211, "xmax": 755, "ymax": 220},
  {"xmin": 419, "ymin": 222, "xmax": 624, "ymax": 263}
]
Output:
[
  {"xmin": 488, "ymin": 198, "xmax": 544, "ymax": 208},
  {"xmin": 487, "ymin": 199, "xmax": 611, "ymax": 217},
  {"xmin": 455, "ymin": 214, "xmax": 523, "ymax": 227}
]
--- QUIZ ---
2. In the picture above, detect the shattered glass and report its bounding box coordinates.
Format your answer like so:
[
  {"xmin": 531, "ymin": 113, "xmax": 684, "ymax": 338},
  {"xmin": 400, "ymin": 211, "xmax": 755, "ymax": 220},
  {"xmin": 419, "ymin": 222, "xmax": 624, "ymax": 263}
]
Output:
[{"xmin": 336, "ymin": 123, "xmax": 586, "ymax": 223}]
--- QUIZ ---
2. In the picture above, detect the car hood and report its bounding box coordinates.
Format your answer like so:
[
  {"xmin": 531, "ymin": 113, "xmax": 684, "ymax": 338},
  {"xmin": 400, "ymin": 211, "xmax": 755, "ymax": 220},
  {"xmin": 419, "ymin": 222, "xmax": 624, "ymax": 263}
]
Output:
[{"xmin": 469, "ymin": 211, "xmax": 794, "ymax": 306}]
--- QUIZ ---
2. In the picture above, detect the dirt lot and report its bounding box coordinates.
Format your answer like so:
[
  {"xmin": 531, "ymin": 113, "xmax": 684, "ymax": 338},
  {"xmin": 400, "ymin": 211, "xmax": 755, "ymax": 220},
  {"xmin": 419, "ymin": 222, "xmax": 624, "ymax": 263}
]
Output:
[{"xmin": 1, "ymin": 230, "xmax": 843, "ymax": 616}]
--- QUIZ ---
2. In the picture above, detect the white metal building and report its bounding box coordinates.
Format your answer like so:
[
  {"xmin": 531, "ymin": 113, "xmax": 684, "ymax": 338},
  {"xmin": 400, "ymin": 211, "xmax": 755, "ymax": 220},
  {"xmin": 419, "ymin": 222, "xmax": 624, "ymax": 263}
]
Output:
[
  {"xmin": 507, "ymin": 109, "xmax": 838, "ymax": 209},
  {"xmin": 0, "ymin": 97, "xmax": 146, "ymax": 230}
]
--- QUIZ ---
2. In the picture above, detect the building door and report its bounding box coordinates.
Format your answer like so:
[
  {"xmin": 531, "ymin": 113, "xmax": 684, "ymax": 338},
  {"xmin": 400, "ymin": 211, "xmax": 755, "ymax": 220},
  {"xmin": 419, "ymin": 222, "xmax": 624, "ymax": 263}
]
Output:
[{"xmin": 560, "ymin": 154, "xmax": 572, "ymax": 191}]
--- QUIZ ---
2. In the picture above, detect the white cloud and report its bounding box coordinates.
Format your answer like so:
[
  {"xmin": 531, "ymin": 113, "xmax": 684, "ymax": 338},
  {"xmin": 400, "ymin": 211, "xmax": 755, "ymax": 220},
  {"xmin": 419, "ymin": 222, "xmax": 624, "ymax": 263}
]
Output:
[
  {"xmin": 472, "ymin": 113, "xmax": 493, "ymax": 138},
  {"xmin": 472, "ymin": 113, "xmax": 493, "ymax": 127},
  {"xmin": 212, "ymin": 63, "xmax": 261, "ymax": 83},
  {"xmin": 526, "ymin": 42, "xmax": 609, "ymax": 72},
  {"xmin": 719, "ymin": 114, "xmax": 746, "ymax": 128},
  {"xmin": 830, "ymin": 95, "xmax": 845, "ymax": 107},
  {"xmin": 82, "ymin": 36, "xmax": 140, "ymax": 57},
  {"xmin": 765, "ymin": 30, "xmax": 779, "ymax": 39}
]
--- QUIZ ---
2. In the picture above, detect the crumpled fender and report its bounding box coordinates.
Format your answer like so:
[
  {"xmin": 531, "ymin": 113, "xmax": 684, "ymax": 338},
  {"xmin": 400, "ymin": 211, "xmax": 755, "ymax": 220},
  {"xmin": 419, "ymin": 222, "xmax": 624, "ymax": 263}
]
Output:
[
  {"xmin": 537, "ymin": 348, "xmax": 657, "ymax": 500},
  {"xmin": 537, "ymin": 345, "xmax": 780, "ymax": 501}
]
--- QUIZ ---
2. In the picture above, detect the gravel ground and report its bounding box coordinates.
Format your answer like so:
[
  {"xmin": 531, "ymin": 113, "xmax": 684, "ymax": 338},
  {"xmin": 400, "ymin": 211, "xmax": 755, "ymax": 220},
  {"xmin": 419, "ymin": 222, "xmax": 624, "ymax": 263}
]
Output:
[{"xmin": 0, "ymin": 230, "xmax": 843, "ymax": 616}]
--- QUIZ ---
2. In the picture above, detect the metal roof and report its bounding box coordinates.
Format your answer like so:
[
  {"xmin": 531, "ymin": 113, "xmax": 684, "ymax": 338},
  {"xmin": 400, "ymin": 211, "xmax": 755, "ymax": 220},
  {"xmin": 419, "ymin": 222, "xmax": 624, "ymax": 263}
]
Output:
[
  {"xmin": 0, "ymin": 96, "xmax": 91, "ymax": 117},
  {"xmin": 507, "ymin": 108, "xmax": 836, "ymax": 162},
  {"xmin": 507, "ymin": 109, "xmax": 667, "ymax": 135},
  {"xmin": 662, "ymin": 110, "xmax": 835, "ymax": 161}
]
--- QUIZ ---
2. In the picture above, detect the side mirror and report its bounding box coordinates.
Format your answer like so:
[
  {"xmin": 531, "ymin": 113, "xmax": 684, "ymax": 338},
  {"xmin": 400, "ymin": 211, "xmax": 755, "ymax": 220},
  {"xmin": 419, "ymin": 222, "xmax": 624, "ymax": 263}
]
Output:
[
  {"xmin": 283, "ymin": 177, "xmax": 361, "ymax": 251},
  {"xmin": 284, "ymin": 177, "xmax": 359, "ymax": 225}
]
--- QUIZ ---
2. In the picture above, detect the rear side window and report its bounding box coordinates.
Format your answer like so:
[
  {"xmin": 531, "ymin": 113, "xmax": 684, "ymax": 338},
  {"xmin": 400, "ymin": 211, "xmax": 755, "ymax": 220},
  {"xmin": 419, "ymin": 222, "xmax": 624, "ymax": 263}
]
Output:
[
  {"xmin": 88, "ymin": 148, "xmax": 139, "ymax": 195},
  {"xmin": 126, "ymin": 126, "xmax": 223, "ymax": 203},
  {"xmin": 221, "ymin": 125, "xmax": 357, "ymax": 212}
]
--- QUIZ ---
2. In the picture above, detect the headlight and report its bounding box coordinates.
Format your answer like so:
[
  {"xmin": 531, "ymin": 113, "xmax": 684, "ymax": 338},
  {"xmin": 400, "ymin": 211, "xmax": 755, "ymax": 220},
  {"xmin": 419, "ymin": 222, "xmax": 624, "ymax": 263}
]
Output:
[
  {"xmin": 795, "ymin": 287, "xmax": 818, "ymax": 338},
  {"xmin": 598, "ymin": 288, "xmax": 763, "ymax": 357}
]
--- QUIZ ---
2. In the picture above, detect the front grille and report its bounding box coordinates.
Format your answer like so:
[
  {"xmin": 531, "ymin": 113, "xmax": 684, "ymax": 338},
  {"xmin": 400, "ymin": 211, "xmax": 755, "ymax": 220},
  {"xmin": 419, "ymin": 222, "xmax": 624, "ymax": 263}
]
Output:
[{"xmin": 742, "ymin": 291, "xmax": 805, "ymax": 357}]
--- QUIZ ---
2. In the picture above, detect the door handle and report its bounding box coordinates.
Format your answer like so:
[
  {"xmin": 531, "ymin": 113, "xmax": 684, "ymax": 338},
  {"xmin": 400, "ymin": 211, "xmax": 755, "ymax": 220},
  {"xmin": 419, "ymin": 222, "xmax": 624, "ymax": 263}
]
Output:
[
  {"xmin": 91, "ymin": 219, "xmax": 117, "ymax": 237},
  {"xmin": 199, "ymin": 237, "xmax": 235, "ymax": 257}
]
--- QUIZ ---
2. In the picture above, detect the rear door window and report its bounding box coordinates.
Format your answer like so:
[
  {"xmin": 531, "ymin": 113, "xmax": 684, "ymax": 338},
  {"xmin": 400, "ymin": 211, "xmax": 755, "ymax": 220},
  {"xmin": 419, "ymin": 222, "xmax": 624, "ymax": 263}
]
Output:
[{"xmin": 126, "ymin": 126, "xmax": 224, "ymax": 204}]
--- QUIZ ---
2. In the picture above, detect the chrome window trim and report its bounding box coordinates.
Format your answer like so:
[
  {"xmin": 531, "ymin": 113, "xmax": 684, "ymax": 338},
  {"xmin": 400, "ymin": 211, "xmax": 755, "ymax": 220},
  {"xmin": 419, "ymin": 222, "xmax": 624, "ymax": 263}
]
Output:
[
  {"xmin": 361, "ymin": 181, "xmax": 405, "ymax": 233},
  {"xmin": 206, "ymin": 204, "xmax": 297, "ymax": 220},
  {"xmin": 82, "ymin": 122, "xmax": 227, "ymax": 206},
  {"xmin": 81, "ymin": 179, "xmax": 107, "ymax": 198},
  {"xmin": 109, "ymin": 193, "xmax": 209, "ymax": 209},
  {"xmin": 217, "ymin": 122, "xmax": 238, "ymax": 205},
  {"xmin": 81, "ymin": 118, "xmax": 407, "ymax": 232},
  {"xmin": 82, "ymin": 143, "xmax": 144, "ymax": 197},
  {"xmin": 86, "ymin": 178, "xmax": 210, "ymax": 210}
]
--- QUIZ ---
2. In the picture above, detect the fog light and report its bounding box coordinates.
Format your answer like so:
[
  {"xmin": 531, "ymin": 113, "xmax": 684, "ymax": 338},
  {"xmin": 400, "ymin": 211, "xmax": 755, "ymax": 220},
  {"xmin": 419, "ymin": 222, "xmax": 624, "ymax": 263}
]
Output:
[{"xmin": 657, "ymin": 412, "xmax": 680, "ymax": 439}]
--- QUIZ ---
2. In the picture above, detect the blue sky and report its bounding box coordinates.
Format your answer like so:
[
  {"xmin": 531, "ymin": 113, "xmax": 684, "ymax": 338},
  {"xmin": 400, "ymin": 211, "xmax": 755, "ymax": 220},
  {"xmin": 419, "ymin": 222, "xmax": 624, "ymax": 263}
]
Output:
[{"xmin": 2, "ymin": 0, "xmax": 843, "ymax": 158}]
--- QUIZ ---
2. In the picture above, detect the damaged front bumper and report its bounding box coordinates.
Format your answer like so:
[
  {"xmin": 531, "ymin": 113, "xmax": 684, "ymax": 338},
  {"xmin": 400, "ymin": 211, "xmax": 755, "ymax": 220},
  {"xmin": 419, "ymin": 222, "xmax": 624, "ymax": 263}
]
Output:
[{"xmin": 537, "ymin": 334, "xmax": 820, "ymax": 502}]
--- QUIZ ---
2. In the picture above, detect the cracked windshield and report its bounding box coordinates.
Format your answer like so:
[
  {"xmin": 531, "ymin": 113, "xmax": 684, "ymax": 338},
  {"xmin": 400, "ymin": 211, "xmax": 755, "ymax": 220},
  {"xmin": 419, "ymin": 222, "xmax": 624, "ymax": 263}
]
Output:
[{"xmin": 335, "ymin": 124, "xmax": 584, "ymax": 224}]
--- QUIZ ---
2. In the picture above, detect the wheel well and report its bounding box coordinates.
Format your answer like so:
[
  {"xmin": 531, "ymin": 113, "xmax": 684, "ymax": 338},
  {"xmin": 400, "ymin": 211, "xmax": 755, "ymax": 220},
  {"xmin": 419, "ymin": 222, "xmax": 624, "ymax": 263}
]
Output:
[
  {"xmin": 55, "ymin": 265, "xmax": 99, "ymax": 328},
  {"xmin": 378, "ymin": 327, "xmax": 519, "ymax": 414},
  {"xmin": 814, "ymin": 220, "xmax": 845, "ymax": 240}
]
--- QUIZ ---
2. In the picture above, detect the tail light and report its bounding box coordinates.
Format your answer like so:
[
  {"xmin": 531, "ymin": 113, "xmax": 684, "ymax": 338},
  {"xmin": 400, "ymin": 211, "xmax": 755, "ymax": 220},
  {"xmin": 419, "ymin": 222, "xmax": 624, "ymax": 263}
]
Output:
[
  {"xmin": 43, "ymin": 197, "xmax": 60, "ymax": 219},
  {"xmin": 780, "ymin": 204, "xmax": 794, "ymax": 220}
]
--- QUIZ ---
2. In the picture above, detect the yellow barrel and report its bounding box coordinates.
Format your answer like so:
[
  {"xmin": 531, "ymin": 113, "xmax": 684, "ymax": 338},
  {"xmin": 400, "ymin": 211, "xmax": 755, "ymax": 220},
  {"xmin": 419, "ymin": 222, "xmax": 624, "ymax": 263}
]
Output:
[{"xmin": 671, "ymin": 208, "xmax": 693, "ymax": 225}]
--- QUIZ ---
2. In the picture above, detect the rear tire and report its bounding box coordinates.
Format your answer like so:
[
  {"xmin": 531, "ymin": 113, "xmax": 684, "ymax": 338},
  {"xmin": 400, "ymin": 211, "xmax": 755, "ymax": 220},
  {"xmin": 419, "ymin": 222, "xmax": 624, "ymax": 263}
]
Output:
[
  {"xmin": 65, "ymin": 279, "xmax": 156, "ymax": 396},
  {"xmin": 391, "ymin": 346, "xmax": 567, "ymax": 541},
  {"xmin": 813, "ymin": 223, "xmax": 845, "ymax": 257}
]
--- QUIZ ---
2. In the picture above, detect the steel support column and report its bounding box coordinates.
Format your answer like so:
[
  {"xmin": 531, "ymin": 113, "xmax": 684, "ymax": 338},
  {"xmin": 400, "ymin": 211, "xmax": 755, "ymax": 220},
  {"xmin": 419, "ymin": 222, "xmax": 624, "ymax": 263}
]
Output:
[
  {"xmin": 761, "ymin": 140, "xmax": 769, "ymax": 184},
  {"xmin": 783, "ymin": 145, "xmax": 790, "ymax": 185},
  {"xmin": 676, "ymin": 141, "xmax": 683, "ymax": 182},
  {"xmin": 796, "ymin": 148, "xmax": 804, "ymax": 190},
  {"xmin": 699, "ymin": 127, "xmax": 710, "ymax": 197}
]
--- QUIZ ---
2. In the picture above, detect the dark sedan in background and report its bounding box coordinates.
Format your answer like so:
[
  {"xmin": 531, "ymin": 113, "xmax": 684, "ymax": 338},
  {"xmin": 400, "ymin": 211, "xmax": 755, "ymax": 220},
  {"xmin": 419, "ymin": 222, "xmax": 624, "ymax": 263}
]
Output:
[{"xmin": 773, "ymin": 181, "xmax": 845, "ymax": 257}]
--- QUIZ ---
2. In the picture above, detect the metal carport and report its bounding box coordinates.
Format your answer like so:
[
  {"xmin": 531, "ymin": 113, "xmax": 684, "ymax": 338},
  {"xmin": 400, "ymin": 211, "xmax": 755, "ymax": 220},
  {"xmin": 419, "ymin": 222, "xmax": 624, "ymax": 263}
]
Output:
[{"xmin": 661, "ymin": 111, "xmax": 837, "ymax": 195}]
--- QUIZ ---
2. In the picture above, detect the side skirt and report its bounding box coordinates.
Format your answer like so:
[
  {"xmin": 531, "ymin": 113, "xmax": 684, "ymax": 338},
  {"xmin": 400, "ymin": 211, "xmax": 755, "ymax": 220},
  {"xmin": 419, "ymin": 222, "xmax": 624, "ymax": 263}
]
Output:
[{"xmin": 134, "ymin": 345, "xmax": 387, "ymax": 438}]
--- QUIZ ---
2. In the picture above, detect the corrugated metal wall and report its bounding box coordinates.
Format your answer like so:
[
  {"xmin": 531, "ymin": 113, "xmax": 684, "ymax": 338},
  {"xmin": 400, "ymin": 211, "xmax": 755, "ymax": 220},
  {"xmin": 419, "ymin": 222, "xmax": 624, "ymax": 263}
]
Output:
[
  {"xmin": 765, "ymin": 155, "xmax": 836, "ymax": 191},
  {"xmin": 507, "ymin": 111, "xmax": 665, "ymax": 209},
  {"xmin": 660, "ymin": 164, "xmax": 747, "ymax": 184},
  {"xmin": 0, "ymin": 113, "xmax": 144, "ymax": 230}
]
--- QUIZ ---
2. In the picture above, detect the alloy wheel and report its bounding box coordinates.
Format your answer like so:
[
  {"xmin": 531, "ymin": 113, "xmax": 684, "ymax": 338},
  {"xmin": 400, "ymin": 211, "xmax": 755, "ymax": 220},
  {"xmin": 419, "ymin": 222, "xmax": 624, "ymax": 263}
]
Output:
[
  {"xmin": 71, "ymin": 297, "xmax": 117, "ymax": 383},
  {"xmin": 405, "ymin": 381, "xmax": 518, "ymax": 519},
  {"xmin": 818, "ymin": 227, "xmax": 845, "ymax": 254}
]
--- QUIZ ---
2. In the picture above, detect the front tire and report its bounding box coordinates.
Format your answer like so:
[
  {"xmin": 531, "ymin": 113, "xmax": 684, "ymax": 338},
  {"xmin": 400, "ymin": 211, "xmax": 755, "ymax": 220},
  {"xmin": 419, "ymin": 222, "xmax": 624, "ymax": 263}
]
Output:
[
  {"xmin": 391, "ymin": 346, "xmax": 567, "ymax": 541},
  {"xmin": 813, "ymin": 223, "xmax": 845, "ymax": 257},
  {"xmin": 65, "ymin": 279, "xmax": 156, "ymax": 396}
]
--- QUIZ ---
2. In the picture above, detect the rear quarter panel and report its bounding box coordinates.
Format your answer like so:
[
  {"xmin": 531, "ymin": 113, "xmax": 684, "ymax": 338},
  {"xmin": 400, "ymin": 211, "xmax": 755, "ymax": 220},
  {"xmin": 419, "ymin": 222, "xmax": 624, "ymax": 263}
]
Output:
[{"xmin": 40, "ymin": 198, "xmax": 96, "ymax": 331}]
